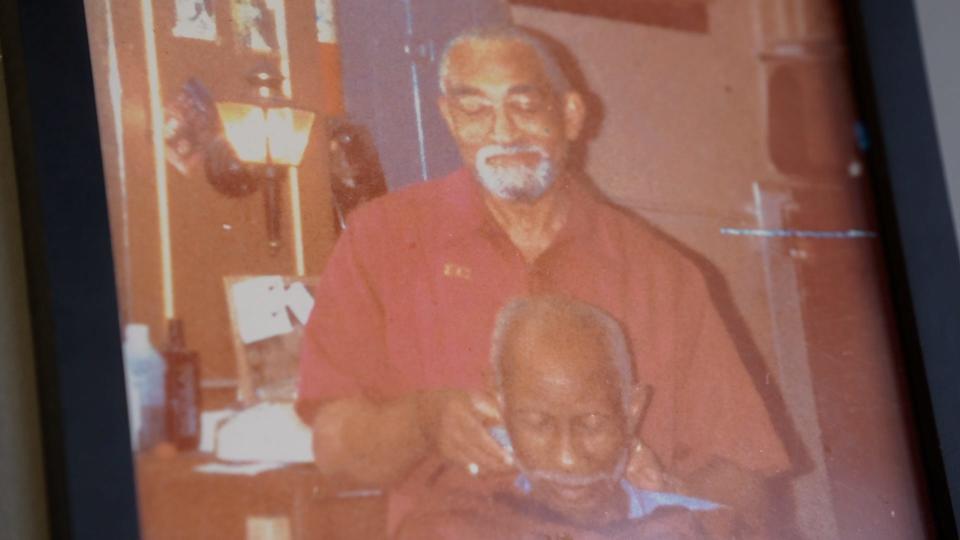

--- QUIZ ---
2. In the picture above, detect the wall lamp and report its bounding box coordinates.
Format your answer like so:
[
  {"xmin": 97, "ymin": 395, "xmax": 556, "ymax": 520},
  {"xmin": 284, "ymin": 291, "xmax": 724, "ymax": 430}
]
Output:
[{"xmin": 206, "ymin": 63, "xmax": 315, "ymax": 251}]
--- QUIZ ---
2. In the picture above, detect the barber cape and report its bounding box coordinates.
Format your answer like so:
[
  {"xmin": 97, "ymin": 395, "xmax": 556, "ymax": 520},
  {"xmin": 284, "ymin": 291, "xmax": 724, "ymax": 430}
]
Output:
[
  {"xmin": 396, "ymin": 461, "xmax": 725, "ymax": 540},
  {"xmin": 513, "ymin": 475, "xmax": 723, "ymax": 520},
  {"xmin": 494, "ymin": 425, "xmax": 722, "ymax": 519}
]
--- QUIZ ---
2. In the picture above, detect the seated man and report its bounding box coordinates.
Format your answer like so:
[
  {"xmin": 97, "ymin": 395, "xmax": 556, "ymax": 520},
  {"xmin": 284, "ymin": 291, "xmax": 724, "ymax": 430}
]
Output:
[{"xmin": 398, "ymin": 296, "xmax": 731, "ymax": 539}]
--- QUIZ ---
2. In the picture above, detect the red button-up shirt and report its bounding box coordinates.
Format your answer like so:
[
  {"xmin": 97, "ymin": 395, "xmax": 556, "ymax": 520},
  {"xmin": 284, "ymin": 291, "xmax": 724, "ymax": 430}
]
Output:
[{"xmin": 298, "ymin": 168, "xmax": 788, "ymax": 478}]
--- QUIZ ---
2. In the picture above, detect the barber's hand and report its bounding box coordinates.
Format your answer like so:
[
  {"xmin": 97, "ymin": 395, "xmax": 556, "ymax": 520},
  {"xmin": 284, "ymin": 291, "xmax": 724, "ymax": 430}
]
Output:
[
  {"xmin": 420, "ymin": 390, "xmax": 514, "ymax": 476},
  {"xmin": 626, "ymin": 440, "xmax": 681, "ymax": 492}
]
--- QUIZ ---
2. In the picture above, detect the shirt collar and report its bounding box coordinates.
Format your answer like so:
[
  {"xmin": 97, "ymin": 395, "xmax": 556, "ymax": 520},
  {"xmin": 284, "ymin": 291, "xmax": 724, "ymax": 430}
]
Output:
[
  {"xmin": 437, "ymin": 167, "xmax": 604, "ymax": 250},
  {"xmin": 619, "ymin": 479, "xmax": 723, "ymax": 519},
  {"xmin": 513, "ymin": 473, "xmax": 721, "ymax": 521},
  {"xmin": 438, "ymin": 167, "xmax": 499, "ymax": 240}
]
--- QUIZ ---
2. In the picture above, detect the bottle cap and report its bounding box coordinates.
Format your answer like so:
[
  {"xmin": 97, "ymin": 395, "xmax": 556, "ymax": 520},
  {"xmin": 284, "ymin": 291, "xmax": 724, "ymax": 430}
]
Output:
[
  {"xmin": 167, "ymin": 318, "xmax": 187, "ymax": 350},
  {"xmin": 125, "ymin": 323, "xmax": 150, "ymax": 346}
]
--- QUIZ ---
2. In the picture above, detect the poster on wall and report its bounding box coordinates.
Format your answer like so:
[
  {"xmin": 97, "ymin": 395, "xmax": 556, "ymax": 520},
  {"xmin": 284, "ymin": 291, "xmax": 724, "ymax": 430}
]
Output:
[
  {"xmin": 172, "ymin": 0, "xmax": 217, "ymax": 41},
  {"xmin": 163, "ymin": 79, "xmax": 217, "ymax": 175},
  {"xmin": 231, "ymin": 0, "xmax": 279, "ymax": 52}
]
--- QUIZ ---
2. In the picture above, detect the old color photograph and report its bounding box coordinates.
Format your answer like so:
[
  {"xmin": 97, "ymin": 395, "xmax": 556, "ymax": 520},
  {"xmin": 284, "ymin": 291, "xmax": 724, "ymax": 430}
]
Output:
[{"xmin": 82, "ymin": 0, "xmax": 929, "ymax": 538}]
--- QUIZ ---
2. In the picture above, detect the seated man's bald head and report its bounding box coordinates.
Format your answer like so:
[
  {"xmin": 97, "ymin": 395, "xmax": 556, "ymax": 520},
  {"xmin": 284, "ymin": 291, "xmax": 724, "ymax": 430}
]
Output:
[
  {"xmin": 490, "ymin": 296, "xmax": 644, "ymax": 525},
  {"xmin": 491, "ymin": 295, "xmax": 634, "ymax": 410}
]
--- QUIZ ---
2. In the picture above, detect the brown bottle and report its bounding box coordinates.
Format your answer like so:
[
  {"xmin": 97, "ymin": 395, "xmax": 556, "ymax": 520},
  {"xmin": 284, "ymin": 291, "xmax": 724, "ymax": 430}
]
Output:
[{"xmin": 164, "ymin": 319, "xmax": 201, "ymax": 450}]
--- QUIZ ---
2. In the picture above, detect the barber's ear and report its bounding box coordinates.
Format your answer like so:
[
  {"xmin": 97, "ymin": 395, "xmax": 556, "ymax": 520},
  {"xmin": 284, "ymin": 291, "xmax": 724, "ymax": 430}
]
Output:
[
  {"xmin": 627, "ymin": 383, "xmax": 651, "ymax": 430},
  {"xmin": 438, "ymin": 95, "xmax": 456, "ymax": 133},
  {"xmin": 562, "ymin": 91, "xmax": 586, "ymax": 141}
]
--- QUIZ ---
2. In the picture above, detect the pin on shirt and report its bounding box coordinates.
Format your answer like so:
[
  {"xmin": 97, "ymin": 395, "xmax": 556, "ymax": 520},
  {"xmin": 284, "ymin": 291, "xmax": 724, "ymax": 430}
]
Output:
[{"xmin": 443, "ymin": 262, "xmax": 473, "ymax": 280}]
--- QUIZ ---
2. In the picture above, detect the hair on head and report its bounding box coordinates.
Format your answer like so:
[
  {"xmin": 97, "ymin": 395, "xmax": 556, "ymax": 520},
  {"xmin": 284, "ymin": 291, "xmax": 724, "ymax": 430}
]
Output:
[{"xmin": 438, "ymin": 25, "xmax": 573, "ymax": 95}]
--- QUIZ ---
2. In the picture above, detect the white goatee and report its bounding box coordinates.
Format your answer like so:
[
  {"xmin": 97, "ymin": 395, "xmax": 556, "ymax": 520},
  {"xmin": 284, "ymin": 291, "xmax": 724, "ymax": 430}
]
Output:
[{"xmin": 474, "ymin": 144, "xmax": 556, "ymax": 202}]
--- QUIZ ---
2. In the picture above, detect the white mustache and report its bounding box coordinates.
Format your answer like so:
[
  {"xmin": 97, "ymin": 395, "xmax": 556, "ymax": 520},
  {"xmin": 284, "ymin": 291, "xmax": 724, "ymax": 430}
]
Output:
[
  {"xmin": 526, "ymin": 469, "xmax": 613, "ymax": 488},
  {"xmin": 473, "ymin": 144, "xmax": 555, "ymax": 201},
  {"xmin": 476, "ymin": 144, "xmax": 549, "ymax": 166},
  {"xmin": 519, "ymin": 449, "xmax": 629, "ymax": 489}
]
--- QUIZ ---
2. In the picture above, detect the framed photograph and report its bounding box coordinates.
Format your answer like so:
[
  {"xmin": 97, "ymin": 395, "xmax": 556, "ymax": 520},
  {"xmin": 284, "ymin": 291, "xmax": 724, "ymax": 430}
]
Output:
[
  {"xmin": 2, "ymin": 0, "xmax": 958, "ymax": 538},
  {"xmin": 173, "ymin": 0, "xmax": 218, "ymax": 42},
  {"xmin": 230, "ymin": 0, "xmax": 279, "ymax": 53}
]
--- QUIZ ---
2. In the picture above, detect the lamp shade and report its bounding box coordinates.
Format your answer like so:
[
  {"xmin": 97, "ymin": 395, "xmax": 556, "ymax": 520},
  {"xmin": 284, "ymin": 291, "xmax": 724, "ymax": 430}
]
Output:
[
  {"xmin": 266, "ymin": 107, "xmax": 316, "ymax": 166},
  {"xmin": 216, "ymin": 102, "xmax": 268, "ymax": 163},
  {"xmin": 216, "ymin": 102, "xmax": 315, "ymax": 167}
]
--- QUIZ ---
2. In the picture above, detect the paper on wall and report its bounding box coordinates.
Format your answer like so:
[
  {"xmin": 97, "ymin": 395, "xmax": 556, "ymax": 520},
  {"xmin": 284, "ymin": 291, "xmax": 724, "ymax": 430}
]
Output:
[
  {"xmin": 284, "ymin": 282, "xmax": 315, "ymax": 325},
  {"xmin": 231, "ymin": 276, "xmax": 293, "ymax": 344},
  {"xmin": 315, "ymin": 0, "xmax": 337, "ymax": 43},
  {"xmin": 173, "ymin": 0, "xmax": 217, "ymax": 41}
]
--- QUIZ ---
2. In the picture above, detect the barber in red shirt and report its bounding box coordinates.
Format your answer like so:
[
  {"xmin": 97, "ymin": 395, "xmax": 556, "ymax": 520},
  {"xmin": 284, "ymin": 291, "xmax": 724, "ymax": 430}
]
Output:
[{"xmin": 297, "ymin": 25, "xmax": 789, "ymax": 535}]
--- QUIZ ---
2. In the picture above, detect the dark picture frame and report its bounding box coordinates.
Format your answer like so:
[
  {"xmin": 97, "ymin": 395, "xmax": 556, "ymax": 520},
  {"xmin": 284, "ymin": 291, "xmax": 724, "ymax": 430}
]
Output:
[
  {"xmin": 0, "ymin": 1, "xmax": 140, "ymax": 538},
  {"xmin": 841, "ymin": 1, "xmax": 960, "ymax": 534},
  {"xmin": 1, "ymin": 0, "xmax": 958, "ymax": 538}
]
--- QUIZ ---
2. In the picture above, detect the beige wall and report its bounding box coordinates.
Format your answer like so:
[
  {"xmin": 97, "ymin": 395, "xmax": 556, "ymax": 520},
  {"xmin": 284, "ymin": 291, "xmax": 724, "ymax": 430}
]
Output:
[
  {"xmin": 511, "ymin": 3, "xmax": 923, "ymax": 539},
  {"xmin": 513, "ymin": 0, "xmax": 776, "ymax": 406}
]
